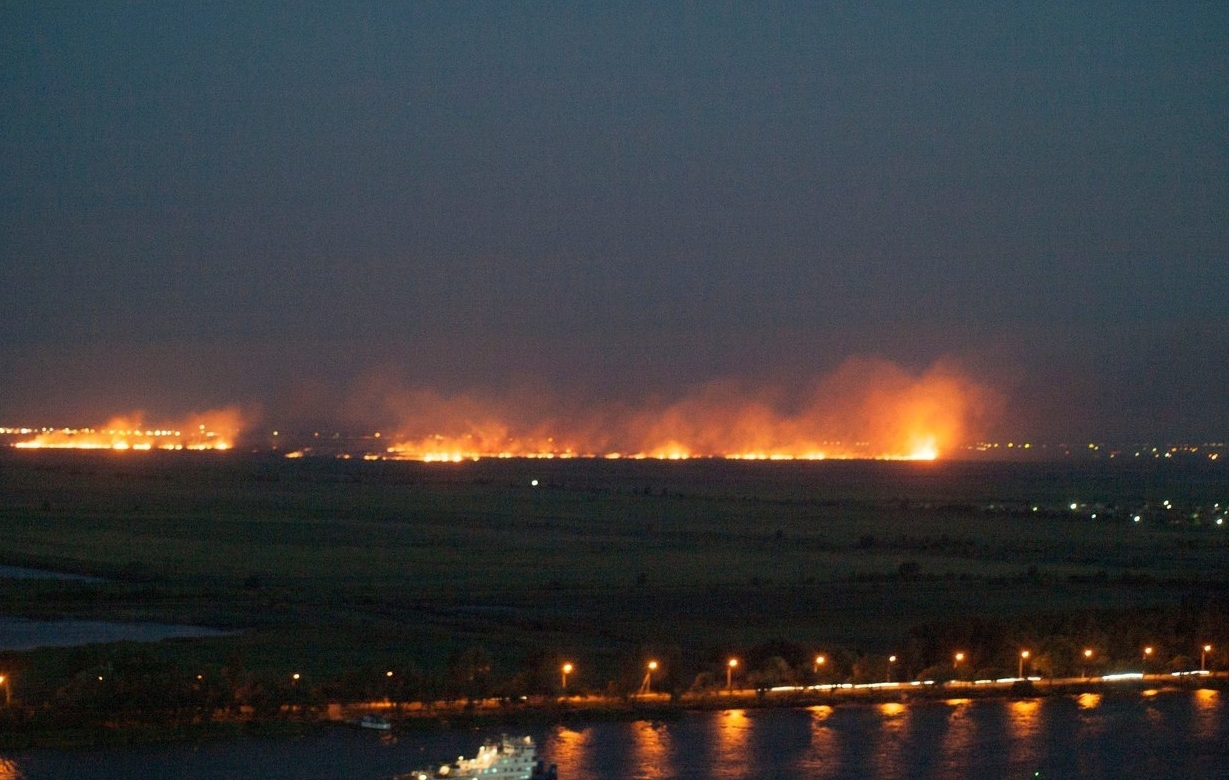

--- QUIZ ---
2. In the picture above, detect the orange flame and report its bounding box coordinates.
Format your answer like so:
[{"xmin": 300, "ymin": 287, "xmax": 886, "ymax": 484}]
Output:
[
  {"xmin": 13, "ymin": 407, "xmax": 247, "ymax": 451},
  {"xmin": 381, "ymin": 358, "xmax": 995, "ymax": 462}
]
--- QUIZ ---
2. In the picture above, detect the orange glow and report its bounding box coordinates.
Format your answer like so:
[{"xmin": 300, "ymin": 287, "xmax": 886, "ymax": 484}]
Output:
[
  {"xmin": 13, "ymin": 407, "xmax": 247, "ymax": 452},
  {"xmin": 1077, "ymin": 693, "xmax": 1101, "ymax": 709},
  {"xmin": 879, "ymin": 702, "xmax": 906, "ymax": 717},
  {"xmin": 379, "ymin": 358, "xmax": 995, "ymax": 462},
  {"xmin": 544, "ymin": 728, "xmax": 590, "ymax": 780},
  {"xmin": 714, "ymin": 710, "xmax": 752, "ymax": 775}
]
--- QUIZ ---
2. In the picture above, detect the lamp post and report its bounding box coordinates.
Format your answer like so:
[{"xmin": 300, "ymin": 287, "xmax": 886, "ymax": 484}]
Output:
[
  {"xmin": 561, "ymin": 662, "xmax": 573, "ymax": 691},
  {"xmin": 640, "ymin": 660, "xmax": 658, "ymax": 695},
  {"xmin": 954, "ymin": 652, "xmax": 965, "ymax": 679},
  {"xmin": 727, "ymin": 658, "xmax": 738, "ymax": 691},
  {"xmin": 1201, "ymin": 645, "xmax": 1212, "ymax": 672},
  {"xmin": 1082, "ymin": 648, "xmax": 1093, "ymax": 679},
  {"xmin": 887, "ymin": 655, "xmax": 896, "ymax": 683},
  {"xmin": 1143, "ymin": 646, "xmax": 1153, "ymax": 673},
  {"xmin": 0, "ymin": 674, "xmax": 9, "ymax": 707},
  {"xmin": 814, "ymin": 655, "xmax": 826, "ymax": 677},
  {"xmin": 1018, "ymin": 650, "xmax": 1030, "ymax": 679}
]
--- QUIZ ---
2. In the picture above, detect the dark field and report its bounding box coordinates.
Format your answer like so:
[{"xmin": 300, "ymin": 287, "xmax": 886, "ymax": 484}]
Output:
[{"xmin": 1, "ymin": 451, "xmax": 1227, "ymax": 701}]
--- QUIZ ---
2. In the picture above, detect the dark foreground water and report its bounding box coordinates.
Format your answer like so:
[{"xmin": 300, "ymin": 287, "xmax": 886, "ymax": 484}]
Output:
[{"xmin": 3, "ymin": 689, "xmax": 1225, "ymax": 780}]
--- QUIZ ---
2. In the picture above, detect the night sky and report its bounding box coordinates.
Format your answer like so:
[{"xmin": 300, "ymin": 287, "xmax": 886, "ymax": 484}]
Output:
[{"xmin": 3, "ymin": 3, "xmax": 1226, "ymax": 443}]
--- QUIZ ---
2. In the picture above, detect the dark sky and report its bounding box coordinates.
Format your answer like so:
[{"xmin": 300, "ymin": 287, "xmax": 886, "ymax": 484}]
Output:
[{"xmin": 2, "ymin": 2, "xmax": 1227, "ymax": 442}]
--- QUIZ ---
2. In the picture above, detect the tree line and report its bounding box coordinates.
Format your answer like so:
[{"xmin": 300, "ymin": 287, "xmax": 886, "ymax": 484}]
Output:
[{"xmin": 0, "ymin": 596, "xmax": 1226, "ymax": 739}]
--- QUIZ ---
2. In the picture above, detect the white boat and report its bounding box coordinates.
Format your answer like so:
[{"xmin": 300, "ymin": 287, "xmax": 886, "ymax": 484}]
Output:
[{"xmin": 401, "ymin": 735, "xmax": 556, "ymax": 780}]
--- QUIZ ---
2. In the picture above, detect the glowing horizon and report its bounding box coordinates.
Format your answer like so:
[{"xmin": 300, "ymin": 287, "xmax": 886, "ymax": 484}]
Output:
[
  {"xmin": 3, "ymin": 358, "xmax": 996, "ymax": 462},
  {"xmin": 10, "ymin": 407, "xmax": 246, "ymax": 452},
  {"xmin": 372, "ymin": 358, "xmax": 989, "ymax": 462}
]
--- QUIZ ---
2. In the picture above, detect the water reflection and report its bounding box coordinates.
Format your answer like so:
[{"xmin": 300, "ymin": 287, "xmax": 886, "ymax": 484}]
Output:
[
  {"xmin": 628, "ymin": 720, "xmax": 672, "ymax": 780},
  {"xmin": 797, "ymin": 704, "xmax": 841, "ymax": 779},
  {"xmin": 871, "ymin": 701, "xmax": 909, "ymax": 780},
  {"xmin": 710, "ymin": 709, "xmax": 750, "ymax": 780},
  {"xmin": 937, "ymin": 698, "xmax": 976, "ymax": 777},
  {"xmin": 1007, "ymin": 699, "xmax": 1040, "ymax": 770},
  {"xmin": 546, "ymin": 726, "xmax": 591, "ymax": 779},
  {"xmin": 1192, "ymin": 688, "xmax": 1220, "ymax": 742},
  {"xmin": 5, "ymin": 691, "xmax": 1229, "ymax": 780}
]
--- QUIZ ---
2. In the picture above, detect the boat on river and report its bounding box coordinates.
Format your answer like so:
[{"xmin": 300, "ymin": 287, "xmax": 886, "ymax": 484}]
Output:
[
  {"xmin": 399, "ymin": 735, "xmax": 556, "ymax": 780},
  {"xmin": 358, "ymin": 714, "xmax": 392, "ymax": 731}
]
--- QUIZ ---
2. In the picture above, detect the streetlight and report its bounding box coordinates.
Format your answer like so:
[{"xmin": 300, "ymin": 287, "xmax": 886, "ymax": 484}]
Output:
[
  {"xmin": 887, "ymin": 655, "xmax": 897, "ymax": 683},
  {"xmin": 561, "ymin": 662, "xmax": 573, "ymax": 691},
  {"xmin": 1143, "ymin": 646, "xmax": 1153, "ymax": 673},
  {"xmin": 726, "ymin": 658, "xmax": 738, "ymax": 691},
  {"xmin": 1018, "ymin": 650, "xmax": 1030, "ymax": 680},
  {"xmin": 640, "ymin": 660, "xmax": 659, "ymax": 695},
  {"xmin": 814, "ymin": 655, "xmax": 826, "ymax": 674},
  {"xmin": 0, "ymin": 674, "xmax": 9, "ymax": 707},
  {"xmin": 954, "ymin": 652, "xmax": 965, "ymax": 677},
  {"xmin": 1201, "ymin": 644, "xmax": 1212, "ymax": 672},
  {"xmin": 1082, "ymin": 648, "xmax": 1093, "ymax": 678}
]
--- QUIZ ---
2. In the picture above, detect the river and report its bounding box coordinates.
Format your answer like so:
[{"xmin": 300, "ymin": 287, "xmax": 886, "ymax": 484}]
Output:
[{"xmin": 2, "ymin": 689, "xmax": 1224, "ymax": 779}]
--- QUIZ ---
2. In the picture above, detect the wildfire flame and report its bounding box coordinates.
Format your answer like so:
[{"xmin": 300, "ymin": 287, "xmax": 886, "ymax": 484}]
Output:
[
  {"xmin": 12, "ymin": 407, "xmax": 247, "ymax": 451},
  {"xmin": 379, "ymin": 358, "xmax": 994, "ymax": 462}
]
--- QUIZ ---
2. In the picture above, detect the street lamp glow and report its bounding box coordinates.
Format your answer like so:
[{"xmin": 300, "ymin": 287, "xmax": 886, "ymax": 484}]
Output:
[
  {"xmin": 1201, "ymin": 645, "xmax": 1212, "ymax": 672},
  {"xmin": 814, "ymin": 655, "xmax": 826, "ymax": 674},
  {"xmin": 561, "ymin": 662, "xmax": 573, "ymax": 690},
  {"xmin": 640, "ymin": 660, "xmax": 659, "ymax": 695},
  {"xmin": 887, "ymin": 655, "xmax": 897, "ymax": 683},
  {"xmin": 1018, "ymin": 650, "xmax": 1030, "ymax": 679},
  {"xmin": 727, "ymin": 658, "xmax": 738, "ymax": 690}
]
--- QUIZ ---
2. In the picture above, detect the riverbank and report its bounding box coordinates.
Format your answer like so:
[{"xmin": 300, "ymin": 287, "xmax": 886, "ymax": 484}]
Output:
[
  {"xmin": 336, "ymin": 670, "xmax": 1229, "ymax": 725},
  {"xmin": 5, "ymin": 672, "xmax": 1221, "ymax": 750}
]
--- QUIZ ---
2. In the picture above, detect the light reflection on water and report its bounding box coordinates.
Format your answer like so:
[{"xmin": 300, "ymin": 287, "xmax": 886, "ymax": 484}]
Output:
[
  {"xmin": 628, "ymin": 720, "xmax": 671, "ymax": 780},
  {"xmin": 710, "ymin": 709, "xmax": 750, "ymax": 780},
  {"xmin": 935, "ymin": 698, "xmax": 975, "ymax": 779},
  {"xmin": 871, "ymin": 701, "xmax": 908, "ymax": 780},
  {"xmin": 2, "ymin": 690, "xmax": 1227, "ymax": 780},
  {"xmin": 544, "ymin": 726, "xmax": 589, "ymax": 779},
  {"xmin": 1077, "ymin": 692, "xmax": 1101, "ymax": 709},
  {"xmin": 1006, "ymin": 699, "xmax": 1040, "ymax": 771},
  {"xmin": 1192, "ymin": 688, "xmax": 1219, "ymax": 742},
  {"xmin": 799, "ymin": 704, "xmax": 841, "ymax": 780}
]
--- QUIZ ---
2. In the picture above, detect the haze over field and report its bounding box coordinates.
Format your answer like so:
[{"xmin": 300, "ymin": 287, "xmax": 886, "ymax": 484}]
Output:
[{"xmin": 2, "ymin": 3, "xmax": 1226, "ymax": 443}]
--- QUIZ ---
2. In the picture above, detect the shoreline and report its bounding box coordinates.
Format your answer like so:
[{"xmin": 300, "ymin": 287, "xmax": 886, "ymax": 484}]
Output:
[{"xmin": 3, "ymin": 674, "xmax": 1222, "ymax": 750}]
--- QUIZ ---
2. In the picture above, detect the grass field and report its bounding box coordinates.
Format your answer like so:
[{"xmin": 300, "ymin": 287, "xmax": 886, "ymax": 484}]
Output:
[{"xmin": 1, "ymin": 451, "xmax": 1226, "ymax": 699}]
